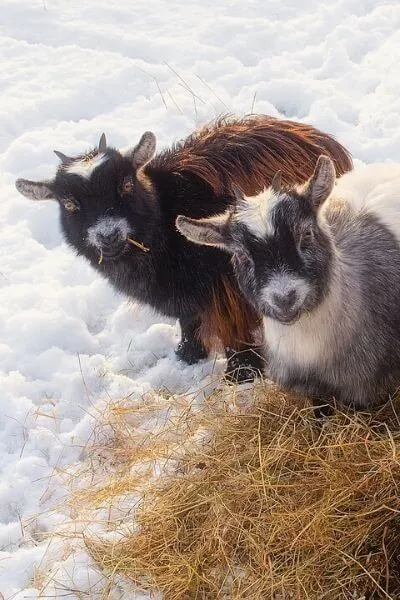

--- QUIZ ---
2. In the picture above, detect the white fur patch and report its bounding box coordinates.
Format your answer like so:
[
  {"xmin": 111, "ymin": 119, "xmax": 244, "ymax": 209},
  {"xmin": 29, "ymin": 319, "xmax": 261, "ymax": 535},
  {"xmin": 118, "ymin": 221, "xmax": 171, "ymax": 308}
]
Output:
[
  {"xmin": 236, "ymin": 188, "xmax": 280, "ymax": 238},
  {"xmin": 264, "ymin": 262, "xmax": 360, "ymax": 376},
  {"xmin": 66, "ymin": 153, "xmax": 109, "ymax": 179},
  {"xmin": 265, "ymin": 311, "xmax": 332, "ymax": 375},
  {"xmin": 329, "ymin": 163, "xmax": 400, "ymax": 241},
  {"xmin": 87, "ymin": 217, "xmax": 130, "ymax": 248},
  {"xmin": 261, "ymin": 273, "xmax": 311, "ymax": 311}
]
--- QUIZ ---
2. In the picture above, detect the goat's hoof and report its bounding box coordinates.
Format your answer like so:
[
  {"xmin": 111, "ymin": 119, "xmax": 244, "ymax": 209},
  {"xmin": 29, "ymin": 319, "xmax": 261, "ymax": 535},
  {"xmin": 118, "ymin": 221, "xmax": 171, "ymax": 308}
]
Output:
[
  {"xmin": 225, "ymin": 349, "xmax": 264, "ymax": 384},
  {"xmin": 225, "ymin": 365, "xmax": 260, "ymax": 384},
  {"xmin": 312, "ymin": 398, "xmax": 334, "ymax": 421},
  {"xmin": 175, "ymin": 340, "xmax": 208, "ymax": 365}
]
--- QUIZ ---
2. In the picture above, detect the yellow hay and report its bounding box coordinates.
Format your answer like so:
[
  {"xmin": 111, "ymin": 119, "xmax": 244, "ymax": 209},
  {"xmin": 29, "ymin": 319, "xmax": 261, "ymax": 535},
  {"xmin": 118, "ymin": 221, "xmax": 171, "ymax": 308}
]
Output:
[{"xmin": 74, "ymin": 382, "xmax": 400, "ymax": 599}]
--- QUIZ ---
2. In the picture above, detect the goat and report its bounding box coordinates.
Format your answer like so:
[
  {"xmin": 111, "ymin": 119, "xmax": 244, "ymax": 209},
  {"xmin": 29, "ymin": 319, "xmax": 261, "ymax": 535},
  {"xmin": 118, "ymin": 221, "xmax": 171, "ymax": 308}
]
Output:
[
  {"xmin": 15, "ymin": 115, "xmax": 352, "ymax": 381},
  {"xmin": 176, "ymin": 155, "xmax": 400, "ymax": 409}
]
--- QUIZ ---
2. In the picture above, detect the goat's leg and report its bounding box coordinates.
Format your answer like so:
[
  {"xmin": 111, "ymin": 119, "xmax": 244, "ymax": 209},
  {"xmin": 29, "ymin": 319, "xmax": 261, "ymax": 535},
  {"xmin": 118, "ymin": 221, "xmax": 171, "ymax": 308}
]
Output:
[
  {"xmin": 278, "ymin": 376, "xmax": 335, "ymax": 421},
  {"xmin": 294, "ymin": 383, "xmax": 335, "ymax": 421},
  {"xmin": 175, "ymin": 315, "xmax": 208, "ymax": 365}
]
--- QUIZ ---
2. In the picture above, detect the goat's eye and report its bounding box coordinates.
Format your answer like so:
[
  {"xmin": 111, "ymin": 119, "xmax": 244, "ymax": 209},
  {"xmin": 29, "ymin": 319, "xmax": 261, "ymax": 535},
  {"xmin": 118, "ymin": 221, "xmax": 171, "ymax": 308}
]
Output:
[
  {"xmin": 121, "ymin": 177, "xmax": 134, "ymax": 195},
  {"xmin": 64, "ymin": 200, "xmax": 79, "ymax": 212},
  {"xmin": 299, "ymin": 228, "xmax": 314, "ymax": 251}
]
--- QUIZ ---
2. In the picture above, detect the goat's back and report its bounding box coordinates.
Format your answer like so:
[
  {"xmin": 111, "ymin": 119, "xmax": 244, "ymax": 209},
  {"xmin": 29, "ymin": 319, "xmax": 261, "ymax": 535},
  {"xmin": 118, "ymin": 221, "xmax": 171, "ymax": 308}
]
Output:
[
  {"xmin": 153, "ymin": 115, "xmax": 353, "ymax": 196},
  {"xmin": 327, "ymin": 163, "xmax": 400, "ymax": 243}
]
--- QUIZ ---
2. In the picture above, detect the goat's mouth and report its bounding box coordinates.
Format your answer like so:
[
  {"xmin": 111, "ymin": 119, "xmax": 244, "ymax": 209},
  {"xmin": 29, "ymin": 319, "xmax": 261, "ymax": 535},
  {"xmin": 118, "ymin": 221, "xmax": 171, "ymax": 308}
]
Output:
[
  {"xmin": 98, "ymin": 244, "xmax": 128, "ymax": 263},
  {"xmin": 97, "ymin": 237, "xmax": 150, "ymax": 264}
]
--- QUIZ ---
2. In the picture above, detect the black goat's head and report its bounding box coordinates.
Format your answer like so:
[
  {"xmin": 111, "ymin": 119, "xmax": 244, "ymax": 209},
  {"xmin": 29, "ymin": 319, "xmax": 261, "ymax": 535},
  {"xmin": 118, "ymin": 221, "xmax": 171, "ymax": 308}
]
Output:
[
  {"xmin": 176, "ymin": 155, "xmax": 336, "ymax": 324},
  {"xmin": 15, "ymin": 132, "xmax": 157, "ymax": 263}
]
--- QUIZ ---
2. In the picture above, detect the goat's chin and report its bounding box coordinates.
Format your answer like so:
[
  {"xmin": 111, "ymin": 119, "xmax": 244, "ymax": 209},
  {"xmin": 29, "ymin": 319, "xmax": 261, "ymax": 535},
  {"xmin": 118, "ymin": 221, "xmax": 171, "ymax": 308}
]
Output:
[
  {"xmin": 273, "ymin": 313, "xmax": 301, "ymax": 326},
  {"xmin": 103, "ymin": 251, "xmax": 127, "ymax": 262},
  {"xmin": 261, "ymin": 306, "xmax": 302, "ymax": 326}
]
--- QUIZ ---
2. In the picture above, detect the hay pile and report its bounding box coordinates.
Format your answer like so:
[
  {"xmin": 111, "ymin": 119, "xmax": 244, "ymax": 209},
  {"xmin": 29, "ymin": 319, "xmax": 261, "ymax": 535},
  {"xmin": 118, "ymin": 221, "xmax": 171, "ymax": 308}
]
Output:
[{"xmin": 78, "ymin": 382, "xmax": 400, "ymax": 599}]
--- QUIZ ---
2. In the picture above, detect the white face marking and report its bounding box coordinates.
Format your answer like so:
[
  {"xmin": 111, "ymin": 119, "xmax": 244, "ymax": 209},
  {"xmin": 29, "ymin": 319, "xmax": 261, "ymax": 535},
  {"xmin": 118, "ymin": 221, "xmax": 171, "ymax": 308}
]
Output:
[
  {"xmin": 236, "ymin": 188, "xmax": 285, "ymax": 239},
  {"xmin": 66, "ymin": 152, "xmax": 109, "ymax": 179},
  {"xmin": 261, "ymin": 273, "xmax": 311, "ymax": 312},
  {"xmin": 87, "ymin": 217, "xmax": 131, "ymax": 249}
]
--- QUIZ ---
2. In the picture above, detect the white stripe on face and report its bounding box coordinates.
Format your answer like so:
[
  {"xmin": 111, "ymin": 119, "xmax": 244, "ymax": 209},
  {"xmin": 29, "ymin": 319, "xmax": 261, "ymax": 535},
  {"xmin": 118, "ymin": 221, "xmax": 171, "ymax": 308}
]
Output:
[
  {"xmin": 261, "ymin": 273, "xmax": 311, "ymax": 311},
  {"xmin": 66, "ymin": 153, "xmax": 109, "ymax": 179},
  {"xmin": 236, "ymin": 188, "xmax": 281, "ymax": 239},
  {"xmin": 87, "ymin": 217, "xmax": 131, "ymax": 249}
]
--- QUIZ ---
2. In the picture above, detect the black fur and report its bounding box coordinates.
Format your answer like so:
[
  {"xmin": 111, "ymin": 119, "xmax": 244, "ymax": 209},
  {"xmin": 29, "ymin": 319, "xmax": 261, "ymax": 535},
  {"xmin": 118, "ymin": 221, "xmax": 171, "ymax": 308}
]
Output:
[{"xmin": 17, "ymin": 146, "xmax": 260, "ymax": 379}]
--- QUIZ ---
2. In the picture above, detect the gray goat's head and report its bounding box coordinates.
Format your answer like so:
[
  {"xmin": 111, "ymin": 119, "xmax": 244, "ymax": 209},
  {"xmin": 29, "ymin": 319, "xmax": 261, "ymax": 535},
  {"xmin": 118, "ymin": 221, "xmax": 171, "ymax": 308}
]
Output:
[{"xmin": 176, "ymin": 155, "xmax": 336, "ymax": 324}]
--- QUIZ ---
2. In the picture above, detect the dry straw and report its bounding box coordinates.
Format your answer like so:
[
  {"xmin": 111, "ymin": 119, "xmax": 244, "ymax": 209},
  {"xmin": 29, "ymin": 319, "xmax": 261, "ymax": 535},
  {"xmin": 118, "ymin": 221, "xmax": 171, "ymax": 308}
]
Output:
[{"xmin": 77, "ymin": 382, "xmax": 400, "ymax": 599}]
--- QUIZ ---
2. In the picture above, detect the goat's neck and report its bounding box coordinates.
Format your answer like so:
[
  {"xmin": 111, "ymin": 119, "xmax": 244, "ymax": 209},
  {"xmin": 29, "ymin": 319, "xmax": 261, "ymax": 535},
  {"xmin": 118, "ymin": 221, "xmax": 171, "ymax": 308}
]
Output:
[{"xmin": 264, "ymin": 248, "xmax": 360, "ymax": 368}]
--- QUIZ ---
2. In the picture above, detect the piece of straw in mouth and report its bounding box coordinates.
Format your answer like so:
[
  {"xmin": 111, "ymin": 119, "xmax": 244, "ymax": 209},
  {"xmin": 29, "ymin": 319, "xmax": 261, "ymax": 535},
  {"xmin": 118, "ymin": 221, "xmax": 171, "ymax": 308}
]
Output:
[
  {"xmin": 127, "ymin": 237, "xmax": 150, "ymax": 252},
  {"xmin": 98, "ymin": 248, "xmax": 103, "ymax": 265}
]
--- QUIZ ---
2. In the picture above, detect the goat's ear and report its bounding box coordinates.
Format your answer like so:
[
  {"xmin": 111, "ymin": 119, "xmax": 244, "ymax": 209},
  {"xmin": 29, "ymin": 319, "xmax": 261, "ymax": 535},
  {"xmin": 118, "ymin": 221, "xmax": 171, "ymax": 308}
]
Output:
[
  {"xmin": 304, "ymin": 155, "xmax": 335, "ymax": 208},
  {"xmin": 15, "ymin": 178, "xmax": 55, "ymax": 201},
  {"xmin": 176, "ymin": 211, "xmax": 234, "ymax": 251},
  {"xmin": 129, "ymin": 131, "xmax": 156, "ymax": 169}
]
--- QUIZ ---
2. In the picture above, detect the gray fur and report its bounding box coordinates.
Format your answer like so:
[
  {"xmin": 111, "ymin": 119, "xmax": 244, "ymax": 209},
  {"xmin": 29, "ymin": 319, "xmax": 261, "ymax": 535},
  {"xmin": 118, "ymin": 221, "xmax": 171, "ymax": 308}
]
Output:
[
  {"xmin": 266, "ymin": 210, "xmax": 400, "ymax": 409},
  {"xmin": 15, "ymin": 178, "xmax": 54, "ymax": 201}
]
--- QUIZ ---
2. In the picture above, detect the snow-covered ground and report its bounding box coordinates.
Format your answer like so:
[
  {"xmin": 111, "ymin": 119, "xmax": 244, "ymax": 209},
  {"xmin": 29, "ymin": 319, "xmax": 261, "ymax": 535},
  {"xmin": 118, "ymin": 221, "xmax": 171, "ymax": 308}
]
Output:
[{"xmin": 0, "ymin": 0, "xmax": 399, "ymax": 597}]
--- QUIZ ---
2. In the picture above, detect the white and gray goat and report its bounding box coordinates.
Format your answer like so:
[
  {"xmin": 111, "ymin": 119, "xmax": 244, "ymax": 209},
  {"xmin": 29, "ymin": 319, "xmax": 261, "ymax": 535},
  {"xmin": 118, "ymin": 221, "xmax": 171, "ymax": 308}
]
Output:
[{"xmin": 176, "ymin": 156, "xmax": 400, "ymax": 411}]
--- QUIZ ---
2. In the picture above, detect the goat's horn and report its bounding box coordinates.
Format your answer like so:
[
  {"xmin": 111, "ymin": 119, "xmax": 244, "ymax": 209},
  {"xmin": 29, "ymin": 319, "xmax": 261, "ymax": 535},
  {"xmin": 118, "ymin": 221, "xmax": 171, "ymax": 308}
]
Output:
[
  {"xmin": 53, "ymin": 150, "xmax": 71, "ymax": 164},
  {"xmin": 271, "ymin": 170, "xmax": 282, "ymax": 193},
  {"xmin": 98, "ymin": 133, "xmax": 107, "ymax": 152},
  {"xmin": 231, "ymin": 185, "xmax": 244, "ymax": 202}
]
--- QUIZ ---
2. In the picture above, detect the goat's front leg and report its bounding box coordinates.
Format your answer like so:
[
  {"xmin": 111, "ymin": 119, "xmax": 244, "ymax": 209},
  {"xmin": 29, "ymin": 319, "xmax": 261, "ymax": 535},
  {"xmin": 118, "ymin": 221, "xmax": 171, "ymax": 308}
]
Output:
[
  {"xmin": 271, "ymin": 368, "xmax": 335, "ymax": 421},
  {"xmin": 175, "ymin": 315, "xmax": 208, "ymax": 365},
  {"xmin": 297, "ymin": 382, "xmax": 335, "ymax": 421}
]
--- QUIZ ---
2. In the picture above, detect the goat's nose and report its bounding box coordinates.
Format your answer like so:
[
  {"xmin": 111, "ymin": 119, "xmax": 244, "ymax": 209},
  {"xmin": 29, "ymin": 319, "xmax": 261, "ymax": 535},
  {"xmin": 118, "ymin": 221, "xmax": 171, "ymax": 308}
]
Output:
[{"xmin": 272, "ymin": 289, "xmax": 297, "ymax": 311}]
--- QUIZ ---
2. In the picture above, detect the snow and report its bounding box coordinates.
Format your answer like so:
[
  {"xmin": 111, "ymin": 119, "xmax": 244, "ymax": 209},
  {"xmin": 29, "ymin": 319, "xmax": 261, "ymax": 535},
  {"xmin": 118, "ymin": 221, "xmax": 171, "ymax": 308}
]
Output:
[{"xmin": 0, "ymin": 0, "xmax": 399, "ymax": 597}]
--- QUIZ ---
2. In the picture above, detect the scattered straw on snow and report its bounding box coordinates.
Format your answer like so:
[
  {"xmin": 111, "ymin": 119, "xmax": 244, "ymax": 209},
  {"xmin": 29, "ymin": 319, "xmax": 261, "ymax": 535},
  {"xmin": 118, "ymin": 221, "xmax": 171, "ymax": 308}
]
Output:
[{"xmin": 47, "ymin": 381, "xmax": 400, "ymax": 599}]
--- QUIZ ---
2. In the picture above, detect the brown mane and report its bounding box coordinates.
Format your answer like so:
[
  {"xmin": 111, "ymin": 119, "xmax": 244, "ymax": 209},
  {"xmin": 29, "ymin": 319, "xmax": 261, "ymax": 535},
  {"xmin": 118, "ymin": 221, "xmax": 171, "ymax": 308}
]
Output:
[
  {"xmin": 154, "ymin": 114, "xmax": 352, "ymax": 196},
  {"xmin": 199, "ymin": 275, "xmax": 262, "ymax": 354}
]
